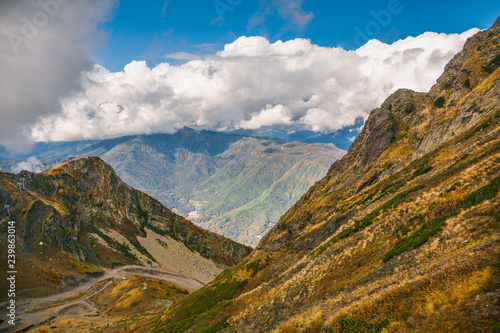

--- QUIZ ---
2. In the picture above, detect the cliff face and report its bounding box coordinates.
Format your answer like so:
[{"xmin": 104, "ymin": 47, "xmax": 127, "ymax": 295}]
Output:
[
  {"xmin": 153, "ymin": 19, "xmax": 500, "ymax": 332},
  {"xmin": 0, "ymin": 156, "xmax": 251, "ymax": 298}
]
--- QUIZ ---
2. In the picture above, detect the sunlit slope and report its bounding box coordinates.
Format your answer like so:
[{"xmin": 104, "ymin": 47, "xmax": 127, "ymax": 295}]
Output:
[{"xmin": 150, "ymin": 18, "xmax": 500, "ymax": 333}]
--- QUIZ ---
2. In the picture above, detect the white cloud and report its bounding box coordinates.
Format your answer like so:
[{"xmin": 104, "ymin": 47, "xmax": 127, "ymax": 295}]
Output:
[
  {"xmin": 0, "ymin": 0, "xmax": 115, "ymax": 151},
  {"xmin": 302, "ymin": 108, "xmax": 339, "ymax": 132},
  {"xmin": 161, "ymin": 1, "xmax": 169, "ymax": 18},
  {"xmin": 272, "ymin": 0, "xmax": 314, "ymax": 29},
  {"xmin": 12, "ymin": 157, "xmax": 43, "ymax": 173},
  {"xmin": 31, "ymin": 28, "xmax": 478, "ymax": 142},
  {"xmin": 238, "ymin": 104, "xmax": 292, "ymax": 129},
  {"xmin": 165, "ymin": 52, "xmax": 200, "ymax": 61}
]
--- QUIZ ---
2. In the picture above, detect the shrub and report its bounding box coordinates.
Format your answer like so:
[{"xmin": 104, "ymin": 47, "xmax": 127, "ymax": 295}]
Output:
[
  {"xmin": 336, "ymin": 315, "xmax": 390, "ymax": 333},
  {"xmin": 388, "ymin": 113, "xmax": 396, "ymax": 123},
  {"xmin": 444, "ymin": 182, "xmax": 461, "ymax": 193},
  {"xmin": 193, "ymin": 316, "xmax": 230, "ymax": 333},
  {"xmin": 412, "ymin": 166, "xmax": 433, "ymax": 178},
  {"xmin": 433, "ymin": 97, "xmax": 446, "ymax": 108},
  {"xmin": 481, "ymin": 54, "xmax": 500, "ymax": 73},
  {"xmin": 384, "ymin": 176, "xmax": 500, "ymax": 262},
  {"xmin": 43, "ymin": 270, "xmax": 62, "ymax": 284},
  {"xmin": 395, "ymin": 131, "xmax": 407, "ymax": 139}
]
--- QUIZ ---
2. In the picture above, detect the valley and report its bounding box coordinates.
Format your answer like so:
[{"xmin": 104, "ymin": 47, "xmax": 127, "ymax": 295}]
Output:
[
  {"xmin": 0, "ymin": 155, "xmax": 251, "ymax": 332},
  {"xmin": 0, "ymin": 130, "xmax": 344, "ymax": 247},
  {"xmin": 0, "ymin": 13, "xmax": 498, "ymax": 333}
]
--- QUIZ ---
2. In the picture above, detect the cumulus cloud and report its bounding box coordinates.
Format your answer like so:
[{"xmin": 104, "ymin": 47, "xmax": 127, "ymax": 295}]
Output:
[
  {"xmin": 0, "ymin": 0, "xmax": 115, "ymax": 151},
  {"xmin": 31, "ymin": 28, "xmax": 478, "ymax": 142},
  {"xmin": 238, "ymin": 104, "xmax": 292, "ymax": 129},
  {"xmin": 302, "ymin": 108, "xmax": 340, "ymax": 132},
  {"xmin": 12, "ymin": 157, "xmax": 44, "ymax": 173}
]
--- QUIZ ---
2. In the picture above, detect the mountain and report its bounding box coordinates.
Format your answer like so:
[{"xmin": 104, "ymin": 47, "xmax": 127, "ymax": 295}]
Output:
[
  {"xmin": 230, "ymin": 121, "xmax": 365, "ymax": 150},
  {"xmin": 0, "ymin": 129, "xmax": 345, "ymax": 247},
  {"xmin": 185, "ymin": 138, "xmax": 343, "ymax": 245},
  {"xmin": 0, "ymin": 156, "xmax": 251, "ymax": 300},
  {"xmin": 147, "ymin": 18, "xmax": 500, "ymax": 332}
]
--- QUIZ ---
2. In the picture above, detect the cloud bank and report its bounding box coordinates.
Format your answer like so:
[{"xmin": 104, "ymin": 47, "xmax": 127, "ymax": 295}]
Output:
[
  {"xmin": 31, "ymin": 28, "xmax": 478, "ymax": 142},
  {"xmin": 11, "ymin": 157, "xmax": 44, "ymax": 173},
  {"xmin": 0, "ymin": 0, "xmax": 115, "ymax": 150}
]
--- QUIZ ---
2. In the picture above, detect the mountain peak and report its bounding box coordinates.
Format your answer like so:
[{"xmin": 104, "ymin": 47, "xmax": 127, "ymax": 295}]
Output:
[
  {"xmin": 178, "ymin": 126, "xmax": 197, "ymax": 132},
  {"xmin": 495, "ymin": 16, "xmax": 500, "ymax": 27},
  {"xmin": 44, "ymin": 155, "xmax": 111, "ymax": 173}
]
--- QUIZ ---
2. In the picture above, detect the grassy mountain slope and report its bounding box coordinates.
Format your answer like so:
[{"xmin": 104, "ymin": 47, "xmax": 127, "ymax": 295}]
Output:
[
  {"xmin": 150, "ymin": 19, "xmax": 500, "ymax": 333},
  {"xmin": 0, "ymin": 157, "xmax": 251, "ymax": 300}
]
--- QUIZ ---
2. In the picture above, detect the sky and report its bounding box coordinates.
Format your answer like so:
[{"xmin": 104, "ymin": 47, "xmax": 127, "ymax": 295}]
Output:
[
  {"xmin": 95, "ymin": 0, "xmax": 499, "ymax": 71},
  {"xmin": 0, "ymin": 0, "xmax": 499, "ymax": 151}
]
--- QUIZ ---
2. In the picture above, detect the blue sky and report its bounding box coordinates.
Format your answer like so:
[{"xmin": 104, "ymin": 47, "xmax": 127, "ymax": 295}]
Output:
[
  {"xmin": 94, "ymin": 0, "xmax": 500, "ymax": 71},
  {"xmin": 0, "ymin": 0, "xmax": 499, "ymax": 148}
]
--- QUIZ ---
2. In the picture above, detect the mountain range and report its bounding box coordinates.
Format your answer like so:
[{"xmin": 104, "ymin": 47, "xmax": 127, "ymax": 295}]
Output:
[
  {"xmin": 0, "ymin": 16, "xmax": 499, "ymax": 333},
  {"xmin": 0, "ymin": 129, "xmax": 345, "ymax": 247}
]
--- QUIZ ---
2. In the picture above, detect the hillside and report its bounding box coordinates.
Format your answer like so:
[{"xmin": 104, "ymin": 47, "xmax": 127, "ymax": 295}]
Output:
[
  {"xmin": 147, "ymin": 18, "xmax": 500, "ymax": 333},
  {"xmin": 0, "ymin": 130, "xmax": 344, "ymax": 247},
  {"xmin": 187, "ymin": 139, "xmax": 342, "ymax": 245},
  {"xmin": 0, "ymin": 156, "xmax": 251, "ymax": 300}
]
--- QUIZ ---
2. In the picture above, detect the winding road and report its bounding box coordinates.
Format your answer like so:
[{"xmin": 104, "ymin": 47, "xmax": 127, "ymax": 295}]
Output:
[{"xmin": 7, "ymin": 265, "xmax": 205, "ymax": 332}]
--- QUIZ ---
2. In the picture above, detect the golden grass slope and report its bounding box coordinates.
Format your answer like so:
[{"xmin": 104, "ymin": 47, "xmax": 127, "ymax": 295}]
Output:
[{"xmin": 149, "ymin": 17, "xmax": 500, "ymax": 333}]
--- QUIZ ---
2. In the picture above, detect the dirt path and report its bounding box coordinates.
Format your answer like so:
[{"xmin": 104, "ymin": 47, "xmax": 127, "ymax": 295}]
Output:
[{"xmin": 7, "ymin": 265, "xmax": 205, "ymax": 332}]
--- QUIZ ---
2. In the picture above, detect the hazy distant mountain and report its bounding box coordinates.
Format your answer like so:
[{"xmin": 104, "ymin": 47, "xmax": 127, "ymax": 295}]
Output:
[
  {"xmin": 184, "ymin": 138, "xmax": 344, "ymax": 245},
  {"xmin": 230, "ymin": 122, "xmax": 364, "ymax": 150}
]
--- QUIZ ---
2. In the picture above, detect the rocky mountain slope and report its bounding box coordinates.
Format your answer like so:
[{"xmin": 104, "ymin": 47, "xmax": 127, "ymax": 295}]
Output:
[
  {"xmin": 148, "ymin": 18, "xmax": 500, "ymax": 333},
  {"xmin": 0, "ymin": 129, "xmax": 344, "ymax": 247},
  {"xmin": 0, "ymin": 156, "xmax": 251, "ymax": 300}
]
